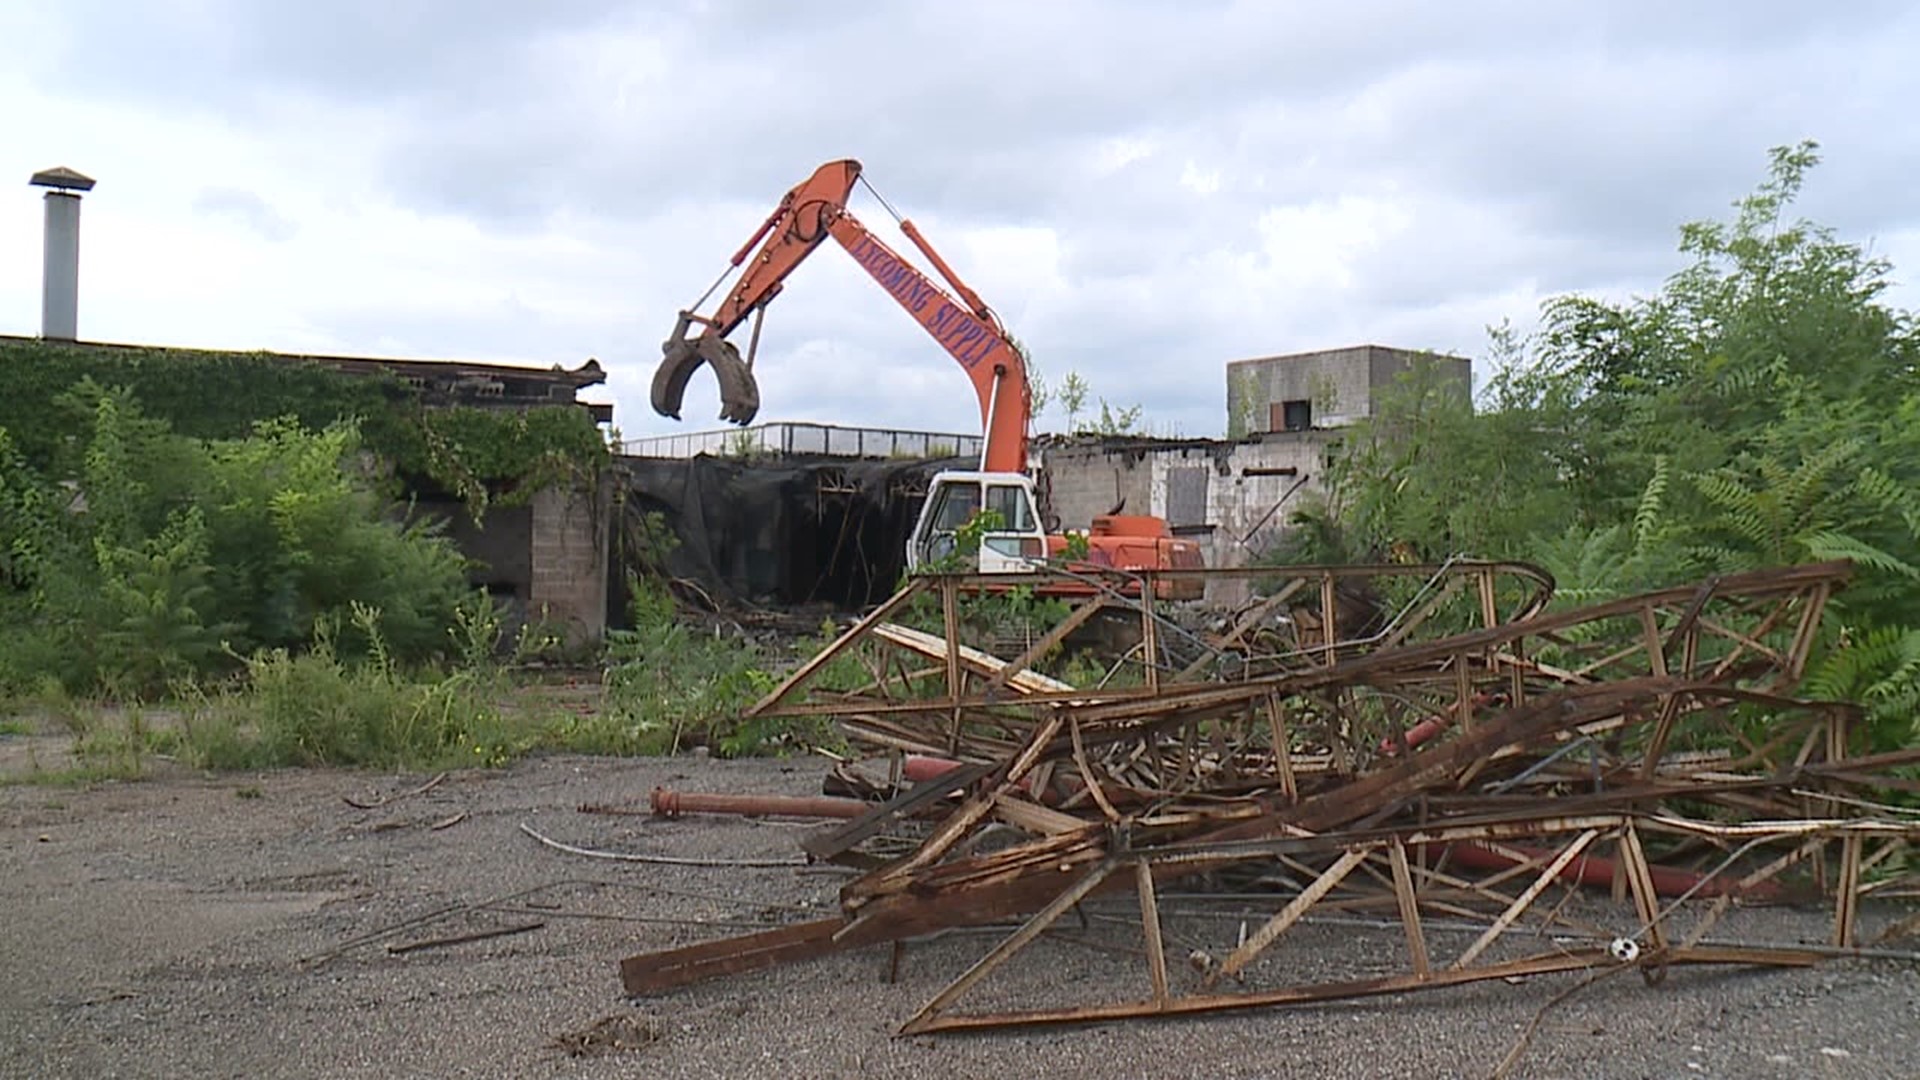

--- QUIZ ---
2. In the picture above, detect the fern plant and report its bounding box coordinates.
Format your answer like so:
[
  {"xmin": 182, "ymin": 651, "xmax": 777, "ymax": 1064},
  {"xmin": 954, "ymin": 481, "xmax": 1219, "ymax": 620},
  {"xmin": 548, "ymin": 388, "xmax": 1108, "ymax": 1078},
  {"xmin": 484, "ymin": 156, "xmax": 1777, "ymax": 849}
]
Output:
[{"xmin": 1803, "ymin": 624, "xmax": 1920, "ymax": 756}]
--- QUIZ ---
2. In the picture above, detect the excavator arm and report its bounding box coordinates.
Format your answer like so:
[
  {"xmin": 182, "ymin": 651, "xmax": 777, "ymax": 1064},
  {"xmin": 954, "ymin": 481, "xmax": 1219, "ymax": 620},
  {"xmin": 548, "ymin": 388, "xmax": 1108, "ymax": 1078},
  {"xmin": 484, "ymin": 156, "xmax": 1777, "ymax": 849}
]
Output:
[{"xmin": 651, "ymin": 159, "xmax": 1032, "ymax": 474}]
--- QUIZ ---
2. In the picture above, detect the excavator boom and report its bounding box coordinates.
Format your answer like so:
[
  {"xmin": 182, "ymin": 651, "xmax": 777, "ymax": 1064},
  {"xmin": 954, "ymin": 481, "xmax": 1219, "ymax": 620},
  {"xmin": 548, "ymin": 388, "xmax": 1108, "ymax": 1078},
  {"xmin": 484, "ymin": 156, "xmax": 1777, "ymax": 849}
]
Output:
[
  {"xmin": 651, "ymin": 159, "xmax": 1031, "ymax": 473},
  {"xmin": 648, "ymin": 161, "xmax": 861, "ymax": 428}
]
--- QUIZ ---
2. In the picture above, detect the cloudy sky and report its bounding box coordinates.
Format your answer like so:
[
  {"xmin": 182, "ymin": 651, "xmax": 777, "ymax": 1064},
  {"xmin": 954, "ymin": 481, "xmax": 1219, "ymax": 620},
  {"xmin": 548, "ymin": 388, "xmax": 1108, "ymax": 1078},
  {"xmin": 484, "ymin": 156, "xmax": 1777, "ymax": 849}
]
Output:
[{"xmin": 3, "ymin": 2, "xmax": 1917, "ymax": 444}]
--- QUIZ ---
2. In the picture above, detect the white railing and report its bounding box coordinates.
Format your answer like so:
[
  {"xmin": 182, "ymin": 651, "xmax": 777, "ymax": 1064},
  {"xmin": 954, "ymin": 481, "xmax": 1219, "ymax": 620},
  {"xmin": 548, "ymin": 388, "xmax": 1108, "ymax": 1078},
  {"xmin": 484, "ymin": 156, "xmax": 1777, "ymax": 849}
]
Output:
[{"xmin": 620, "ymin": 421, "xmax": 981, "ymax": 461}]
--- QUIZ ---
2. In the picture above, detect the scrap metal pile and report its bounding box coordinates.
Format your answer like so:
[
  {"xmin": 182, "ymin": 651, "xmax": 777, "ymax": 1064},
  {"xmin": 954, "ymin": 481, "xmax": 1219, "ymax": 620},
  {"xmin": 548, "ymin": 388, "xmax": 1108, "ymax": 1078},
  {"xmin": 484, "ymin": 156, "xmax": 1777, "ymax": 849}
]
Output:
[{"xmin": 619, "ymin": 559, "xmax": 1920, "ymax": 1034}]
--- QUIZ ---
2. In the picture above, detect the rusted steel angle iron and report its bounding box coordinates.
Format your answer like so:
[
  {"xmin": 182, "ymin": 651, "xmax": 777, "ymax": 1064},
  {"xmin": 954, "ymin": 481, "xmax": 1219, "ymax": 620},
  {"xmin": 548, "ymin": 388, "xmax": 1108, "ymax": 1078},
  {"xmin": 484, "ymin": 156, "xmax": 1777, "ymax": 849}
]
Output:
[
  {"xmin": 748, "ymin": 561, "xmax": 1566, "ymax": 721},
  {"xmin": 620, "ymin": 918, "xmax": 848, "ymax": 996},
  {"xmin": 751, "ymin": 562, "xmax": 1851, "ymax": 798},
  {"xmin": 618, "ymin": 812, "xmax": 1914, "ymax": 1023}
]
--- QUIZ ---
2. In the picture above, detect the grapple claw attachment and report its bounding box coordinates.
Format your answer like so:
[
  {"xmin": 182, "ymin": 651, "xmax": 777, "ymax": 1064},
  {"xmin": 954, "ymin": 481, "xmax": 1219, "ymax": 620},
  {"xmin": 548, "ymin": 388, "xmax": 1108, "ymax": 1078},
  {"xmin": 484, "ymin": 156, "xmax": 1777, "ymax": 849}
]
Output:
[{"xmin": 651, "ymin": 315, "xmax": 760, "ymax": 426}]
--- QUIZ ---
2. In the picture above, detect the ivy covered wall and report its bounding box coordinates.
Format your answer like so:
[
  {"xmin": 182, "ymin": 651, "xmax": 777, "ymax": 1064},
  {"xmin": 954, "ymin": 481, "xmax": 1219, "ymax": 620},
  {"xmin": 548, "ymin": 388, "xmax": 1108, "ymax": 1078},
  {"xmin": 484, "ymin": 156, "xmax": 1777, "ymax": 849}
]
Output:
[{"xmin": 0, "ymin": 336, "xmax": 612, "ymax": 515}]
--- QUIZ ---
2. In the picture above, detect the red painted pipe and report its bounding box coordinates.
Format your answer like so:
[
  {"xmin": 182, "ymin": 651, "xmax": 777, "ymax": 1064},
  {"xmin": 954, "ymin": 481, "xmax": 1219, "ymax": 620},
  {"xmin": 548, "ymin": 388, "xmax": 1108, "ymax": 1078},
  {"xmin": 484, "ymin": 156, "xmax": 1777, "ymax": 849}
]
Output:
[
  {"xmin": 901, "ymin": 754, "xmax": 1068, "ymax": 804},
  {"xmin": 906, "ymin": 760, "xmax": 1778, "ymax": 901},
  {"xmin": 649, "ymin": 787, "xmax": 871, "ymax": 820},
  {"xmin": 1379, "ymin": 718, "xmax": 1452, "ymax": 756},
  {"xmin": 1431, "ymin": 841, "xmax": 1783, "ymax": 901},
  {"xmin": 902, "ymin": 755, "xmax": 966, "ymax": 784},
  {"xmin": 1379, "ymin": 692, "xmax": 1511, "ymax": 757},
  {"xmin": 889, "ymin": 763, "xmax": 1777, "ymax": 902}
]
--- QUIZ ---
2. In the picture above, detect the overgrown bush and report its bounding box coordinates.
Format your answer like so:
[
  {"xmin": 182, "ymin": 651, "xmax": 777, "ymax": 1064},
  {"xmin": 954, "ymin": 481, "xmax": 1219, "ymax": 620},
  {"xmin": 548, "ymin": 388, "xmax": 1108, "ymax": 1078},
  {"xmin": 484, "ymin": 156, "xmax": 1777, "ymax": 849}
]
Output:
[
  {"xmin": 0, "ymin": 337, "xmax": 611, "ymax": 517},
  {"xmin": 1316, "ymin": 140, "xmax": 1920, "ymax": 753},
  {"xmin": 588, "ymin": 574, "xmax": 795, "ymax": 758},
  {"xmin": 0, "ymin": 383, "xmax": 475, "ymax": 697}
]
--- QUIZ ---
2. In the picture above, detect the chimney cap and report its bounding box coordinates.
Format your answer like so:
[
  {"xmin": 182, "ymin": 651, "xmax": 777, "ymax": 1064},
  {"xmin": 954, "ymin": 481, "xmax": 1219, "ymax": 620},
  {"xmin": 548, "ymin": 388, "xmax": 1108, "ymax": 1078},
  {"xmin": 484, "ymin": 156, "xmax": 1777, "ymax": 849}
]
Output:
[{"xmin": 29, "ymin": 167, "xmax": 95, "ymax": 193}]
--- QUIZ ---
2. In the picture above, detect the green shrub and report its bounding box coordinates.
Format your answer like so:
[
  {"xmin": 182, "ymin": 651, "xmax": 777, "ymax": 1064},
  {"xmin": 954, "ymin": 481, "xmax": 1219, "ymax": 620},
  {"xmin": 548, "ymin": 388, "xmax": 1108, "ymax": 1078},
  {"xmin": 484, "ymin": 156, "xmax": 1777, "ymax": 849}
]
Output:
[
  {"xmin": 1321, "ymin": 141, "xmax": 1920, "ymax": 758},
  {"xmin": 0, "ymin": 386, "xmax": 474, "ymax": 697},
  {"xmin": 591, "ymin": 574, "xmax": 801, "ymax": 757}
]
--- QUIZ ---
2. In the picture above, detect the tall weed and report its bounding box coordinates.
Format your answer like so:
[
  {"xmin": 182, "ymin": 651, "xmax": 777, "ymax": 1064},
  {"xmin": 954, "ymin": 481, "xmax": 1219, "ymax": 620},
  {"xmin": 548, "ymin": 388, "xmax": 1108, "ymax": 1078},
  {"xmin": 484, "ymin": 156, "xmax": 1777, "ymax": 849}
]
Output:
[
  {"xmin": 590, "ymin": 575, "xmax": 802, "ymax": 757},
  {"xmin": 167, "ymin": 599, "xmax": 515, "ymax": 771}
]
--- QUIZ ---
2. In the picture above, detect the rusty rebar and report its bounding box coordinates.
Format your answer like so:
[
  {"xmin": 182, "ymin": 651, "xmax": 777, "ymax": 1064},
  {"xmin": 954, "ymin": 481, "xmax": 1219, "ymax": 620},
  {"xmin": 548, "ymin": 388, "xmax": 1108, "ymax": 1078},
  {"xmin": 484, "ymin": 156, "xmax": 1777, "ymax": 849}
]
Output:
[{"xmin": 648, "ymin": 787, "xmax": 872, "ymax": 820}]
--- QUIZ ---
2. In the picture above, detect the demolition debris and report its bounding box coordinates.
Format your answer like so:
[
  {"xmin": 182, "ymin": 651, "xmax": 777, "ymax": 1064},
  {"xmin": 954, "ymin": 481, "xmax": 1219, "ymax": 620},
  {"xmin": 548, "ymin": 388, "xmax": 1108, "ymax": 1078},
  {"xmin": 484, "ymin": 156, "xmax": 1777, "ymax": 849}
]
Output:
[{"xmin": 609, "ymin": 558, "xmax": 1920, "ymax": 1035}]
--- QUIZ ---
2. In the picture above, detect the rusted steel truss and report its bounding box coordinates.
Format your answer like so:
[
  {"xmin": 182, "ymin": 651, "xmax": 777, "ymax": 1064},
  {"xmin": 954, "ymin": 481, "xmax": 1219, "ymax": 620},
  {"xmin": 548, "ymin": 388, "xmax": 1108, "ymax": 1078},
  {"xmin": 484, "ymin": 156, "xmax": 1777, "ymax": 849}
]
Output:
[
  {"xmin": 619, "ymin": 559, "xmax": 1920, "ymax": 1033},
  {"xmin": 892, "ymin": 811, "xmax": 1919, "ymax": 1033}
]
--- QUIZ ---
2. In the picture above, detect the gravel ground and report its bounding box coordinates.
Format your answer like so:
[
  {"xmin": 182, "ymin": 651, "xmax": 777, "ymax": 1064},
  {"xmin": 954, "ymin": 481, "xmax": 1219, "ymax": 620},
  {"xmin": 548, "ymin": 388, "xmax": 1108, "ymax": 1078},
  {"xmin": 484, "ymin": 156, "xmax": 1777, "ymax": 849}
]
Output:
[{"xmin": 2, "ymin": 749, "xmax": 1917, "ymax": 1080}]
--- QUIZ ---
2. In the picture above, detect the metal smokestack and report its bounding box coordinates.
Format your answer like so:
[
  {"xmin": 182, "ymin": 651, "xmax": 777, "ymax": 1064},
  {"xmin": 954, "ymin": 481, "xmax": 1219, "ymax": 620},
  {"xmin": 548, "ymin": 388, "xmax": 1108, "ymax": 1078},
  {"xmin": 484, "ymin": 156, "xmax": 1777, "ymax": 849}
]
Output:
[{"xmin": 28, "ymin": 166, "xmax": 95, "ymax": 341}]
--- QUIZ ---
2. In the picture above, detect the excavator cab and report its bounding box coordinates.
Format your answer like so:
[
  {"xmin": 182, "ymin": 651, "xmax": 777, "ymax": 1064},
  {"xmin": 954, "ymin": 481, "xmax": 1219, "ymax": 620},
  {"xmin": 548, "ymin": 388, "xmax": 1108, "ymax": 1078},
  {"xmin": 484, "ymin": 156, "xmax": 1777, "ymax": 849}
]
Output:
[{"xmin": 907, "ymin": 471, "xmax": 1048, "ymax": 574}]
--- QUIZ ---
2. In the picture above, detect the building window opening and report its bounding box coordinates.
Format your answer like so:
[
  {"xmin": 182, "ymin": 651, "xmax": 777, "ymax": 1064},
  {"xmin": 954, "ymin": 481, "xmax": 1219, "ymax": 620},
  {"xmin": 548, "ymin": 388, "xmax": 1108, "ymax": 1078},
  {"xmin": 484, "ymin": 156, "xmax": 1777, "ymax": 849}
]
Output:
[{"xmin": 1276, "ymin": 399, "xmax": 1313, "ymax": 432}]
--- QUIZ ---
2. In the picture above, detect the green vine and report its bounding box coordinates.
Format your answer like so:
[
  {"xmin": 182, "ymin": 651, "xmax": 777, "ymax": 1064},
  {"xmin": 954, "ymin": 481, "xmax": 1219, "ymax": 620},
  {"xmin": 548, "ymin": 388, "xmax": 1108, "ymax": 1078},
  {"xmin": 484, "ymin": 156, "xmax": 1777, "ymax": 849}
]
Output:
[
  {"xmin": 385, "ymin": 404, "xmax": 612, "ymax": 516},
  {"xmin": 0, "ymin": 338, "xmax": 610, "ymax": 518}
]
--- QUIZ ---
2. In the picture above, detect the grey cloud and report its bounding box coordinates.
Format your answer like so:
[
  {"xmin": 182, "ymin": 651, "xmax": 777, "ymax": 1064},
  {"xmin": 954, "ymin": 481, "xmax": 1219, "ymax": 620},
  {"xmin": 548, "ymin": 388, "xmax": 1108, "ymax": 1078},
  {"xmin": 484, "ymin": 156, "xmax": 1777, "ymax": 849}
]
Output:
[
  {"xmin": 28, "ymin": 0, "xmax": 626, "ymax": 108},
  {"xmin": 19, "ymin": 1, "xmax": 1920, "ymax": 442},
  {"xmin": 192, "ymin": 187, "xmax": 297, "ymax": 242},
  {"xmin": 39, "ymin": 3, "xmax": 1914, "ymax": 241},
  {"xmin": 12, "ymin": 3, "xmax": 1583, "ymax": 214}
]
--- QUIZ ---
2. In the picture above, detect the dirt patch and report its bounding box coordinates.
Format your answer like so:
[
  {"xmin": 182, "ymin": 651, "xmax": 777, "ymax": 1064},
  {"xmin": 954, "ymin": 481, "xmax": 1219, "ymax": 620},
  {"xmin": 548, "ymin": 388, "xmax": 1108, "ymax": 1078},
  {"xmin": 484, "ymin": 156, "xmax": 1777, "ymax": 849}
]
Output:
[
  {"xmin": 0, "ymin": 730, "xmax": 79, "ymax": 779},
  {"xmin": 2, "ymin": 754, "xmax": 1916, "ymax": 1080},
  {"xmin": 550, "ymin": 1012, "xmax": 663, "ymax": 1058}
]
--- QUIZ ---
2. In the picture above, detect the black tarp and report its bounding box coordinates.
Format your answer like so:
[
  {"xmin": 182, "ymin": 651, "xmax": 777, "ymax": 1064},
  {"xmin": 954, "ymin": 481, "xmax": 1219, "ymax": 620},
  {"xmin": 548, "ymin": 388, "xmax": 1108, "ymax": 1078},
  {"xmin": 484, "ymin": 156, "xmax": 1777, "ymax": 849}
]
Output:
[{"xmin": 614, "ymin": 452, "xmax": 977, "ymax": 616}]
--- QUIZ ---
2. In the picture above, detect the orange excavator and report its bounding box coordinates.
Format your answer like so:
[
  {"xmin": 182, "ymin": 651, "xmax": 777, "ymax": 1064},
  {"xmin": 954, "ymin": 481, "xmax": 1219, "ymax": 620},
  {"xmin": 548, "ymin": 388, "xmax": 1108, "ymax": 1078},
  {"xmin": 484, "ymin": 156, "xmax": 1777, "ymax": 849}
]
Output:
[{"xmin": 651, "ymin": 158, "xmax": 1204, "ymax": 595}]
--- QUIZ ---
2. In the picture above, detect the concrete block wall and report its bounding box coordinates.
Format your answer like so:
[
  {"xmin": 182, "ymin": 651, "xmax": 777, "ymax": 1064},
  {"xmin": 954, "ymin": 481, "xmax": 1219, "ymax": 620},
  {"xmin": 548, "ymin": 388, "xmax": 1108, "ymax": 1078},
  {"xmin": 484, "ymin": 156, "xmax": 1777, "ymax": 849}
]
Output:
[
  {"xmin": 1231, "ymin": 346, "xmax": 1375, "ymax": 431},
  {"xmin": 1037, "ymin": 431, "xmax": 1342, "ymax": 606},
  {"xmin": 1226, "ymin": 344, "xmax": 1471, "ymax": 436},
  {"xmin": 1185, "ymin": 437, "xmax": 1334, "ymax": 544},
  {"xmin": 410, "ymin": 498, "xmax": 535, "ymax": 641},
  {"xmin": 1038, "ymin": 443, "xmax": 1158, "ymax": 531},
  {"xmin": 528, "ymin": 480, "xmax": 611, "ymax": 647}
]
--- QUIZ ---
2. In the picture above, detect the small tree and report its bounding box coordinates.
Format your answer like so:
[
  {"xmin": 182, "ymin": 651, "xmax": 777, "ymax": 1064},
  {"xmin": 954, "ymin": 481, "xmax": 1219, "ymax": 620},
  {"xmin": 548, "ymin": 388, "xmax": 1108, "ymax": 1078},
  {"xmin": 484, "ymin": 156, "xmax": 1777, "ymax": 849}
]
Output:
[
  {"xmin": 1226, "ymin": 367, "xmax": 1264, "ymax": 438},
  {"xmin": 1057, "ymin": 372, "xmax": 1090, "ymax": 431},
  {"xmin": 1089, "ymin": 399, "xmax": 1144, "ymax": 435},
  {"xmin": 1320, "ymin": 139, "xmax": 1920, "ymax": 752}
]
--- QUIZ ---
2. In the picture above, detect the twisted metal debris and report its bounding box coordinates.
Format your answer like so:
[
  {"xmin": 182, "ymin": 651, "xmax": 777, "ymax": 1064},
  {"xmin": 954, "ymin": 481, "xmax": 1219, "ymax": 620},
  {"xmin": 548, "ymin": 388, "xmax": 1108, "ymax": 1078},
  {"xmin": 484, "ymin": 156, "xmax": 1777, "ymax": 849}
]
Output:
[{"xmin": 618, "ymin": 559, "xmax": 1920, "ymax": 1034}]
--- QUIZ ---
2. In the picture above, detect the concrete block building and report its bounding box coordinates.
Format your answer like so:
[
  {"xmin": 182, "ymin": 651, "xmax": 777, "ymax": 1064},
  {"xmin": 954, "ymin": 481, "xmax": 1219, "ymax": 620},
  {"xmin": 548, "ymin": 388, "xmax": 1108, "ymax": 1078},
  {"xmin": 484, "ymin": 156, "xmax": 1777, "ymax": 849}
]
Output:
[
  {"xmin": 1225, "ymin": 344, "xmax": 1471, "ymax": 437},
  {"xmin": 1039, "ymin": 344, "xmax": 1473, "ymax": 604}
]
